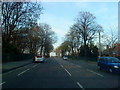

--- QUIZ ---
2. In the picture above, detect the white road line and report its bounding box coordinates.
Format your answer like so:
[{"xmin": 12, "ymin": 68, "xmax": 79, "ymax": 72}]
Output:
[
  {"xmin": 32, "ymin": 64, "xmax": 38, "ymax": 68},
  {"xmin": 17, "ymin": 68, "xmax": 30, "ymax": 76},
  {"xmin": 0, "ymin": 82, "xmax": 6, "ymax": 86},
  {"xmin": 77, "ymin": 82, "xmax": 84, "ymax": 90},
  {"xmin": 87, "ymin": 69, "xmax": 104, "ymax": 77},
  {"xmin": 64, "ymin": 69, "xmax": 71, "ymax": 76},
  {"xmin": 76, "ymin": 65, "xmax": 81, "ymax": 68},
  {"xmin": 3, "ymin": 63, "xmax": 34, "ymax": 76},
  {"xmin": 68, "ymin": 63, "xmax": 82, "ymax": 68},
  {"xmin": 60, "ymin": 65, "xmax": 63, "ymax": 68}
]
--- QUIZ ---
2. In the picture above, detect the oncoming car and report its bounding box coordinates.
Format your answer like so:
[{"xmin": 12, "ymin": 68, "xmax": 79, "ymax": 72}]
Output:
[
  {"xmin": 63, "ymin": 56, "xmax": 68, "ymax": 60},
  {"xmin": 97, "ymin": 57, "xmax": 120, "ymax": 74},
  {"xmin": 33, "ymin": 55, "xmax": 45, "ymax": 63}
]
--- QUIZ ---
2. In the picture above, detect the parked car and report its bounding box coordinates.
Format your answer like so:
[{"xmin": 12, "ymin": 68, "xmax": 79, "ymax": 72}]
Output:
[
  {"xmin": 33, "ymin": 55, "xmax": 45, "ymax": 63},
  {"xmin": 97, "ymin": 57, "xmax": 120, "ymax": 73},
  {"xmin": 63, "ymin": 56, "xmax": 68, "ymax": 60}
]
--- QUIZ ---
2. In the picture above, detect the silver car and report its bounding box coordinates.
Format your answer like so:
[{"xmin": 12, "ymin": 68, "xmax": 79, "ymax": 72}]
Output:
[
  {"xmin": 63, "ymin": 56, "xmax": 68, "ymax": 60},
  {"xmin": 34, "ymin": 55, "xmax": 45, "ymax": 63}
]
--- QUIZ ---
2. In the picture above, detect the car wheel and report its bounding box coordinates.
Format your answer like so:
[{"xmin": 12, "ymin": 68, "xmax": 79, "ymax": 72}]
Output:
[{"xmin": 109, "ymin": 68, "xmax": 113, "ymax": 73}]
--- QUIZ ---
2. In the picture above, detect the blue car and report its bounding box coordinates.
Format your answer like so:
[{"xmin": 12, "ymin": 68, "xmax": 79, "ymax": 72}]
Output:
[{"xmin": 97, "ymin": 57, "xmax": 120, "ymax": 74}]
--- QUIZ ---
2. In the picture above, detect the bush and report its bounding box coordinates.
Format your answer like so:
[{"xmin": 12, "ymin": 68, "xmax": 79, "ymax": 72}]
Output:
[
  {"xmin": 79, "ymin": 45, "xmax": 91, "ymax": 56},
  {"xmin": 3, "ymin": 43, "xmax": 20, "ymax": 54},
  {"xmin": 79, "ymin": 45, "xmax": 98, "ymax": 57}
]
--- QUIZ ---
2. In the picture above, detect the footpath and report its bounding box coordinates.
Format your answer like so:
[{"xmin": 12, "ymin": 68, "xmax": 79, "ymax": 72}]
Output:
[{"xmin": 1, "ymin": 59, "xmax": 33, "ymax": 74}]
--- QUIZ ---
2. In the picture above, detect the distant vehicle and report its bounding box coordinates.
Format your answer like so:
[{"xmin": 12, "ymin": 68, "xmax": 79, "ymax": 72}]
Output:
[
  {"xmin": 33, "ymin": 55, "xmax": 45, "ymax": 63},
  {"xmin": 97, "ymin": 57, "xmax": 120, "ymax": 74},
  {"xmin": 63, "ymin": 56, "xmax": 68, "ymax": 60}
]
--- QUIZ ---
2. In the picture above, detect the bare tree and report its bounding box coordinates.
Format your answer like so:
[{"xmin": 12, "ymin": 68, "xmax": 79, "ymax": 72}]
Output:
[
  {"xmin": 55, "ymin": 40, "xmax": 71, "ymax": 57},
  {"xmin": 103, "ymin": 27, "xmax": 118, "ymax": 48},
  {"xmin": 73, "ymin": 11, "xmax": 102, "ymax": 56},
  {"xmin": 2, "ymin": 2, "xmax": 43, "ymax": 53},
  {"xmin": 41, "ymin": 24, "xmax": 57, "ymax": 56},
  {"xmin": 103, "ymin": 27, "xmax": 118, "ymax": 55},
  {"xmin": 65, "ymin": 27, "xmax": 82, "ymax": 56}
]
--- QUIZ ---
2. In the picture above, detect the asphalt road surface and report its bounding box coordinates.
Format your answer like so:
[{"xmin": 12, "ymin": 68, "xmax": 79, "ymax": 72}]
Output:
[{"xmin": 2, "ymin": 57, "xmax": 120, "ymax": 89}]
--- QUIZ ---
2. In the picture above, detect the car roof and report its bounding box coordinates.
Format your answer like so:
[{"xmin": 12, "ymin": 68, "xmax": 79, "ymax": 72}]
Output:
[{"xmin": 99, "ymin": 57, "xmax": 116, "ymax": 59}]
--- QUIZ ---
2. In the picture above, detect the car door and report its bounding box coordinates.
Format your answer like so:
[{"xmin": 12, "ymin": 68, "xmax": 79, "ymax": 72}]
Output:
[
  {"xmin": 103, "ymin": 58, "xmax": 109, "ymax": 71},
  {"xmin": 100, "ymin": 58, "xmax": 108, "ymax": 70}
]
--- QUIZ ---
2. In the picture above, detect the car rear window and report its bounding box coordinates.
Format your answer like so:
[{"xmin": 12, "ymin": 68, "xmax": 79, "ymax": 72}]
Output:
[
  {"xmin": 36, "ymin": 56, "xmax": 42, "ymax": 58},
  {"xmin": 38, "ymin": 56, "xmax": 42, "ymax": 57}
]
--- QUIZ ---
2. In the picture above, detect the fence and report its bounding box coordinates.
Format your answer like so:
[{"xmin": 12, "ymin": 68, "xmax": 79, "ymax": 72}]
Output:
[{"xmin": 2, "ymin": 53, "xmax": 34, "ymax": 63}]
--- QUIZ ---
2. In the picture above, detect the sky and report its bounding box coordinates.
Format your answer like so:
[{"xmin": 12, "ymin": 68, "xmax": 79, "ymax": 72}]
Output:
[{"xmin": 38, "ymin": 1, "xmax": 118, "ymax": 49}]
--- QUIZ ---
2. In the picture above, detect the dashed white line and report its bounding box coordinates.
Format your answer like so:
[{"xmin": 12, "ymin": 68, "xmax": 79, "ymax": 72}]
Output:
[
  {"xmin": 87, "ymin": 69, "xmax": 104, "ymax": 77},
  {"xmin": 3, "ymin": 64, "xmax": 34, "ymax": 76},
  {"xmin": 64, "ymin": 69, "xmax": 71, "ymax": 76},
  {"xmin": 59, "ymin": 64, "xmax": 71, "ymax": 76},
  {"xmin": 77, "ymin": 82, "xmax": 84, "ymax": 90},
  {"xmin": 32, "ymin": 64, "xmax": 38, "ymax": 68},
  {"xmin": 60, "ymin": 65, "xmax": 63, "ymax": 68},
  {"xmin": 17, "ymin": 68, "xmax": 30, "ymax": 76},
  {"xmin": 76, "ymin": 65, "xmax": 81, "ymax": 68},
  {"xmin": 0, "ymin": 82, "xmax": 6, "ymax": 86}
]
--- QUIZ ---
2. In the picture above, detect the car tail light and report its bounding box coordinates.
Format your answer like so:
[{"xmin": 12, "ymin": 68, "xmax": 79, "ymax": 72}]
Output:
[{"xmin": 35, "ymin": 56, "xmax": 38, "ymax": 58}]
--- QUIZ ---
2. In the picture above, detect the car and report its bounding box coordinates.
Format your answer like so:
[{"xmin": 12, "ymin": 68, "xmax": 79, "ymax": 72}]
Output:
[
  {"xmin": 33, "ymin": 55, "xmax": 45, "ymax": 63},
  {"xmin": 97, "ymin": 57, "xmax": 120, "ymax": 74},
  {"xmin": 63, "ymin": 56, "xmax": 68, "ymax": 60}
]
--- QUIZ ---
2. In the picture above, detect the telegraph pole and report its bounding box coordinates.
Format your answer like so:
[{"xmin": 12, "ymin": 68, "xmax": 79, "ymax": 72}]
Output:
[
  {"xmin": 98, "ymin": 31, "xmax": 101, "ymax": 57},
  {"xmin": 118, "ymin": 2, "xmax": 120, "ymax": 55},
  {"xmin": 118, "ymin": 1, "xmax": 120, "ymax": 43}
]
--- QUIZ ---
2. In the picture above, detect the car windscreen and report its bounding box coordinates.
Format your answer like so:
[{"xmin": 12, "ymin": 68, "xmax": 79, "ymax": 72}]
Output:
[
  {"xmin": 108, "ymin": 58, "xmax": 120, "ymax": 63},
  {"xmin": 37, "ymin": 56, "xmax": 42, "ymax": 58}
]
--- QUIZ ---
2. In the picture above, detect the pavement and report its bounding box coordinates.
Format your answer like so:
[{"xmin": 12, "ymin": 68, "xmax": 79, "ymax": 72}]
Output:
[{"xmin": 1, "ymin": 59, "xmax": 33, "ymax": 74}]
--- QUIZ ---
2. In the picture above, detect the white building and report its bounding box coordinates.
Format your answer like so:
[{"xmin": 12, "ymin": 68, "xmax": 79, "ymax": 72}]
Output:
[{"xmin": 50, "ymin": 52, "xmax": 57, "ymax": 57}]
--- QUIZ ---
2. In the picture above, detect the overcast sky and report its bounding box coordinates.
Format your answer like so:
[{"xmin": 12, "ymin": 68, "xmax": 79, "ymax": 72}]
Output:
[{"xmin": 38, "ymin": 2, "xmax": 118, "ymax": 49}]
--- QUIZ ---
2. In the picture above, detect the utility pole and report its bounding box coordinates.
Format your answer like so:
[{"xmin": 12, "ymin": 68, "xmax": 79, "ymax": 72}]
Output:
[
  {"xmin": 98, "ymin": 31, "xmax": 101, "ymax": 57},
  {"xmin": 118, "ymin": 1, "xmax": 120, "ymax": 43},
  {"xmin": 118, "ymin": 1, "xmax": 120, "ymax": 55}
]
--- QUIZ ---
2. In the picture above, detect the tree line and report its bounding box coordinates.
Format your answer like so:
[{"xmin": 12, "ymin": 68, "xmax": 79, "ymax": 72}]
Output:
[
  {"xmin": 2, "ymin": 2, "xmax": 56, "ymax": 58},
  {"xmin": 56, "ymin": 11, "xmax": 103, "ymax": 58}
]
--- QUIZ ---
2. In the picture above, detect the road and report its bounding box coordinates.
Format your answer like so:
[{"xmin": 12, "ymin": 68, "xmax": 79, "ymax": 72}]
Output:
[{"xmin": 2, "ymin": 57, "xmax": 120, "ymax": 89}]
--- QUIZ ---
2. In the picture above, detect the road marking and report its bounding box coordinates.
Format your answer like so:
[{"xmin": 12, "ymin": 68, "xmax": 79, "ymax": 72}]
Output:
[
  {"xmin": 17, "ymin": 68, "xmax": 30, "ymax": 76},
  {"xmin": 32, "ymin": 64, "xmax": 38, "ymax": 68},
  {"xmin": 68, "ymin": 62, "xmax": 82, "ymax": 68},
  {"xmin": 3, "ymin": 63, "xmax": 34, "ymax": 76},
  {"xmin": 60, "ymin": 65, "xmax": 63, "ymax": 68},
  {"xmin": 64, "ymin": 69, "xmax": 71, "ymax": 76},
  {"xmin": 87, "ymin": 69, "xmax": 104, "ymax": 77},
  {"xmin": 0, "ymin": 82, "xmax": 6, "ymax": 86},
  {"xmin": 76, "ymin": 65, "xmax": 81, "ymax": 68},
  {"xmin": 77, "ymin": 82, "xmax": 84, "ymax": 90}
]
